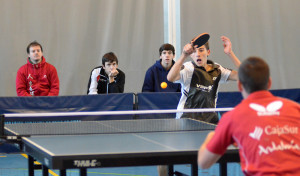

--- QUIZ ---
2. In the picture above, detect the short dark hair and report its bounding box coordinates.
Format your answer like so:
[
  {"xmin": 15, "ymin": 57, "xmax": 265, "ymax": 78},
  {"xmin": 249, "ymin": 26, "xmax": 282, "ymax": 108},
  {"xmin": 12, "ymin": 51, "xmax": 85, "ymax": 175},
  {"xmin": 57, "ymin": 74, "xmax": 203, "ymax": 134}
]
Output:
[
  {"xmin": 102, "ymin": 52, "xmax": 118, "ymax": 65},
  {"xmin": 27, "ymin": 41, "xmax": 43, "ymax": 54},
  {"xmin": 203, "ymin": 41, "xmax": 209, "ymax": 50},
  {"xmin": 238, "ymin": 56, "xmax": 270, "ymax": 94},
  {"xmin": 159, "ymin": 43, "xmax": 175, "ymax": 56}
]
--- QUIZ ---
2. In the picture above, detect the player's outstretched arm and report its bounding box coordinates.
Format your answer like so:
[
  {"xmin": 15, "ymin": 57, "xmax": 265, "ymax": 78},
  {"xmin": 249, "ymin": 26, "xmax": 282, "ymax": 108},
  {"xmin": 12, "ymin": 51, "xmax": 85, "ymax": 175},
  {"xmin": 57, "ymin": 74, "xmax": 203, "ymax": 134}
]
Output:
[
  {"xmin": 167, "ymin": 43, "xmax": 193, "ymax": 82},
  {"xmin": 221, "ymin": 36, "xmax": 241, "ymax": 81},
  {"xmin": 198, "ymin": 132, "xmax": 221, "ymax": 169},
  {"xmin": 221, "ymin": 36, "xmax": 241, "ymax": 68}
]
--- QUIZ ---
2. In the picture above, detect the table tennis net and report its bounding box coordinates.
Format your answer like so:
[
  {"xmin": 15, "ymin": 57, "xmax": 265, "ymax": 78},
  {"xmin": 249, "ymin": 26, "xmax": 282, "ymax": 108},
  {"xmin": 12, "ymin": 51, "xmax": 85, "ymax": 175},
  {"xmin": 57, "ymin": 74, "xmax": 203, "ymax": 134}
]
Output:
[{"xmin": 3, "ymin": 119, "xmax": 216, "ymax": 136}]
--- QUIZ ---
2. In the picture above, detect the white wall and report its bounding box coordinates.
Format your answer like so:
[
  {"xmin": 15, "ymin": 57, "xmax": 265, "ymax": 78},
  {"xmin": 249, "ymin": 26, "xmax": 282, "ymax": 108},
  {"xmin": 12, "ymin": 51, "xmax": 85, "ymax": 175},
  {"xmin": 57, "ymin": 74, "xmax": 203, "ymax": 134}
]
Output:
[{"xmin": 0, "ymin": 0, "xmax": 299, "ymax": 96}]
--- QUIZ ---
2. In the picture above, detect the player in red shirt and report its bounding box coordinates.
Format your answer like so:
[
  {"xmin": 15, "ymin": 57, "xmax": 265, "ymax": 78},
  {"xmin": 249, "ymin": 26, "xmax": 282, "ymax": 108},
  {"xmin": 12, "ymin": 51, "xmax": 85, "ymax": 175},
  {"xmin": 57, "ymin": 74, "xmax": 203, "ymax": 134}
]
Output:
[{"xmin": 198, "ymin": 57, "xmax": 300, "ymax": 176}]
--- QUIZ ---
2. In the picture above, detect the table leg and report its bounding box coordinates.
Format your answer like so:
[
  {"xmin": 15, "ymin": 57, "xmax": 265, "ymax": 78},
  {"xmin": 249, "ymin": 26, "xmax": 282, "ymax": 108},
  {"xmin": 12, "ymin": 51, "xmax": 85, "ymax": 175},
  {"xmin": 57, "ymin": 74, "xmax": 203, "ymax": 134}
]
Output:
[
  {"xmin": 168, "ymin": 165, "xmax": 174, "ymax": 176},
  {"xmin": 42, "ymin": 165, "xmax": 49, "ymax": 176},
  {"xmin": 28, "ymin": 155, "xmax": 34, "ymax": 176},
  {"xmin": 191, "ymin": 163, "xmax": 198, "ymax": 176},
  {"xmin": 60, "ymin": 169, "xmax": 66, "ymax": 176},
  {"xmin": 219, "ymin": 162, "xmax": 227, "ymax": 176},
  {"xmin": 80, "ymin": 168, "xmax": 87, "ymax": 176}
]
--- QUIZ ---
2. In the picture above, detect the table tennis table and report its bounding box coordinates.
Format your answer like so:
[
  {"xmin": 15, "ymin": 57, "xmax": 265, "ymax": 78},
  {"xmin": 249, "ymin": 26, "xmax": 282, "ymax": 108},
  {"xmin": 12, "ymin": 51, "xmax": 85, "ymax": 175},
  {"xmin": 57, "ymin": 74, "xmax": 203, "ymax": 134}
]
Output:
[{"xmin": 1, "ymin": 117, "xmax": 239, "ymax": 176}]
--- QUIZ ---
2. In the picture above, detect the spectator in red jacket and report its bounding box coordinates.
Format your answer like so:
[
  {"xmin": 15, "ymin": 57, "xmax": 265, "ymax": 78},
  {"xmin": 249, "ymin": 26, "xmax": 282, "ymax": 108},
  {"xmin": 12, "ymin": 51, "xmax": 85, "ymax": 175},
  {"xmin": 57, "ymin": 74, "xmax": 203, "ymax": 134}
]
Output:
[{"xmin": 16, "ymin": 41, "xmax": 59, "ymax": 96}]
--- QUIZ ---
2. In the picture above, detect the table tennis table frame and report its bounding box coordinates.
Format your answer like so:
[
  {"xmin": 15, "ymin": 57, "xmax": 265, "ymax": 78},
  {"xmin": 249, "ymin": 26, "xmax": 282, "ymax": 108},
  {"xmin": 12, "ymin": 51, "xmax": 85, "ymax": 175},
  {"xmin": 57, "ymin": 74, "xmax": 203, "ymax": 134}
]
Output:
[
  {"xmin": 1, "ymin": 116, "xmax": 240, "ymax": 176},
  {"xmin": 23, "ymin": 141, "xmax": 239, "ymax": 176}
]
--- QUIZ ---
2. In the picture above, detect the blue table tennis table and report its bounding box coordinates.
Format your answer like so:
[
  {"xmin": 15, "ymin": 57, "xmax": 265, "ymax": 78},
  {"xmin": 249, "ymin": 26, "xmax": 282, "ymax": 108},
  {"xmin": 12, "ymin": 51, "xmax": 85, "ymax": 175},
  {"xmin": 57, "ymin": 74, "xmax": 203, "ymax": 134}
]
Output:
[{"xmin": 1, "ymin": 118, "xmax": 239, "ymax": 176}]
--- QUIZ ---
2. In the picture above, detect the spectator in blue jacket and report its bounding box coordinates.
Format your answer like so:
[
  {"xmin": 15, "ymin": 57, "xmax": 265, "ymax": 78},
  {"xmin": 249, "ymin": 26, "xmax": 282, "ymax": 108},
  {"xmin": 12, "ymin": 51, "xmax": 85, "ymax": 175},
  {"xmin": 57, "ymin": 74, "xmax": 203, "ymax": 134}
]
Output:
[{"xmin": 142, "ymin": 43, "xmax": 181, "ymax": 92}]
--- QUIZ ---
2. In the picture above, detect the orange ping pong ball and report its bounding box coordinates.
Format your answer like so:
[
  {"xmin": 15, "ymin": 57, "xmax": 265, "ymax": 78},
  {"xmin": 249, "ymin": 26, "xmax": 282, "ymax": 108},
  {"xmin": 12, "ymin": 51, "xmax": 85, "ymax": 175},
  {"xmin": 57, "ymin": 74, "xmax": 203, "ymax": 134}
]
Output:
[{"xmin": 161, "ymin": 82, "xmax": 167, "ymax": 89}]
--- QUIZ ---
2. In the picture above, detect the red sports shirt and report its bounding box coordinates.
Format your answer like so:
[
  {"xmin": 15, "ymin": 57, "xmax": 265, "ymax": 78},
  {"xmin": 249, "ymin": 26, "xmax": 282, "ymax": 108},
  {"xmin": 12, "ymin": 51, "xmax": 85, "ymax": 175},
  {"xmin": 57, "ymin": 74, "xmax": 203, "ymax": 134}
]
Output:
[
  {"xmin": 16, "ymin": 57, "xmax": 59, "ymax": 96},
  {"xmin": 207, "ymin": 91, "xmax": 300, "ymax": 176}
]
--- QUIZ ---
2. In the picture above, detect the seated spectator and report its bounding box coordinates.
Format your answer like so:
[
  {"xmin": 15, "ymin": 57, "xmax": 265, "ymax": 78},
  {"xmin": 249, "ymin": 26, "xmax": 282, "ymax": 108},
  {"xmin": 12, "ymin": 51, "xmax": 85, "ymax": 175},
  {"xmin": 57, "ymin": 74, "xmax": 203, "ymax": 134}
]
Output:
[
  {"xmin": 142, "ymin": 43, "xmax": 181, "ymax": 92},
  {"xmin": 87, "ymin": 52, "xmax": 125, "ymax": 94},
  {"xmin": 16, "ymin": 41, "xmax": 59, "ymax": 96}
]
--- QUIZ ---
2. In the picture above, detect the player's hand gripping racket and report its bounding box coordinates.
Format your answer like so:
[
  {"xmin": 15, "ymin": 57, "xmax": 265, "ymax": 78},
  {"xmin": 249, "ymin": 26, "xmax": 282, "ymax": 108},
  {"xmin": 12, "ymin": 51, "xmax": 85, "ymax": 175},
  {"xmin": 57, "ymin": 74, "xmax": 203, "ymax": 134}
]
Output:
[{"xmin": 191, "ymin": 33, "xmax": 210, "ymax": 48}]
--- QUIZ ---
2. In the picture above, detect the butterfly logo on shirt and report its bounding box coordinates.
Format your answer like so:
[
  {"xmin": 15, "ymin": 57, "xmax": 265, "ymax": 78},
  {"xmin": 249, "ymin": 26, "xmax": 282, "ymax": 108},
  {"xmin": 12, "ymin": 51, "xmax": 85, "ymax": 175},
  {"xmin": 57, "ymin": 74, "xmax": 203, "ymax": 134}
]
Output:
[{"xmin": 249, "ymin": 101, "xmax": 283, "ymax": 116}]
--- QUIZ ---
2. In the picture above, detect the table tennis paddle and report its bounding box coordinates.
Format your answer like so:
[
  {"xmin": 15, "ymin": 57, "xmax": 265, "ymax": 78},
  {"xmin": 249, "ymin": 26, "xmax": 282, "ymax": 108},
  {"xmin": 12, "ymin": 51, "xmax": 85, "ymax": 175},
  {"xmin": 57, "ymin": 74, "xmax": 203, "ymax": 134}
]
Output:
[{"xmin": 191, "ymin": 33, "xmax": 210, "ymax": 48}]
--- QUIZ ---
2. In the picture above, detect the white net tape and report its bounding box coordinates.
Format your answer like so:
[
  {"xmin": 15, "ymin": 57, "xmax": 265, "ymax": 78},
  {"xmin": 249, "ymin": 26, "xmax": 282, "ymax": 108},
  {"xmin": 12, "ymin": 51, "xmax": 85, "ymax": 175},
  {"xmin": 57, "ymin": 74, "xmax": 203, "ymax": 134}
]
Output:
[{"xmin": 3, "ymin": 108, "xmax": 233, "ymax": 118}]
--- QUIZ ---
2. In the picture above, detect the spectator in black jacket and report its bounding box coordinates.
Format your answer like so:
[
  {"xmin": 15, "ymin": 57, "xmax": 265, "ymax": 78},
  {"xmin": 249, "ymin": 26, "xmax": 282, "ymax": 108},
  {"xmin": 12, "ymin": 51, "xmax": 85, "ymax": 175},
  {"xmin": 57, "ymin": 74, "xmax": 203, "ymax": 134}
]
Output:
[{"xmin": 87, "ymin": 52, "xmax": 125, "ymax": 94}]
